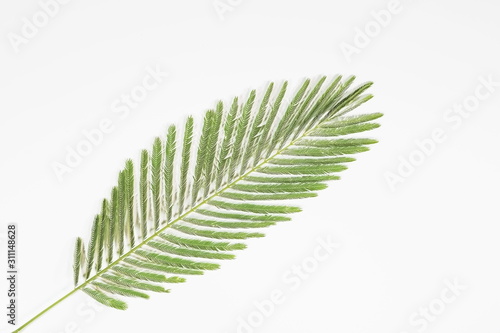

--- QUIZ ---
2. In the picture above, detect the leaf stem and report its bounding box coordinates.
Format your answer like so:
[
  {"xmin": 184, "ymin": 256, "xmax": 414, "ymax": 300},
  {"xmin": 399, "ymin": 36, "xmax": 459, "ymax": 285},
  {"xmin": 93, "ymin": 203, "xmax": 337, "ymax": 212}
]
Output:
[{"xmin": 12, "ymin": 287, "xmax": 82, "ymax": 333}]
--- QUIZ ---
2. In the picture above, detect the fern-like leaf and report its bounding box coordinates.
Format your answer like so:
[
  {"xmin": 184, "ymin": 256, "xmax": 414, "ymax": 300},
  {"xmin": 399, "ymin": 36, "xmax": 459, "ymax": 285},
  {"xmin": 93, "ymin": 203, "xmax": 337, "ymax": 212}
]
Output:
[{"xmin": 71, "ymin": 76, "xmax": 381, "ymax": 311}]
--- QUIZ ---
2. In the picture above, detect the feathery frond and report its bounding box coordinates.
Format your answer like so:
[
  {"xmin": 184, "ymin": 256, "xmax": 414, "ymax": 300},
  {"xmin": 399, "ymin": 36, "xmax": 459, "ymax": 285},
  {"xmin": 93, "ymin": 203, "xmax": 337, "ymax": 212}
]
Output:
[{"xmin": 72, "ymin": 75, "xmax": 381, "ymax": 311}]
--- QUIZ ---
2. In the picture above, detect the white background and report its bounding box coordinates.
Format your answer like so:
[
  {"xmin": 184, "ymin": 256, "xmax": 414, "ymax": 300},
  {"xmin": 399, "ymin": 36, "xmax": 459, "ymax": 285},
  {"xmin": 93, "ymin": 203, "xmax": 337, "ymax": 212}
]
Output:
[{"xmin": 1, "ymin": 0, "xmax": 499, "ymax": 332}]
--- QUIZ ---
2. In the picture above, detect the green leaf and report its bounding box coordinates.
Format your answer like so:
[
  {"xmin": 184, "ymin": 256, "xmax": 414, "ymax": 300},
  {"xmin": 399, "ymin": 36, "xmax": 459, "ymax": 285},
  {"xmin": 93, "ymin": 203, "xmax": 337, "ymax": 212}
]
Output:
[
  {"xmin": 68, "ymin": 76, "xmax": 381, "ymax": 312},
  {"xmin": 159, "ymin": 234, "xmax": 246, "ymax": 252},
  {"xmin": 85, "ymin": 216, "xmax": 99, "ymax": 279},
  {"xmin": 108, "ymin": 187, "xmax": 118, "ymax": 263},
  {"xmin": 73, "ymin": 237, "xmax": 84, "ymax": 286},
  {"xmin": 147, "ymin": 240, "xmax": 235, "ymax": 259},
  {"xmin": 179, "ymin": 117, "xmax": 194, "ymax": 213},
  {"xmin": 83, "ymin": 287, "xmax": 128, "ymax": 310},
  {"xmin": 124, "ymin": 257, "xmax": 204, "ymax": 275},
  {"xmin": 140, "ymin": 149, "xmax": 149, "ymax": 240},
  {"xmin": 164, "ymin": 125, "xmax": 176, "ymax": 221},
  {"xmin": 124, "ymin": 160, "xmax": 135, "ymax": 247},
  {"xmin": 93, "ymin": 281, "xmax": 150, "ymax": 299},
  {"xmin": 171, "ymin": 224, "xmax": 265, "ymax": 240},
  {"xmin": 182, "ymin": 217, "xmax": 276, "ymax": 229},
  {"xmin": 112, "ymin": 265, "xmax": 167, "ymax": 283},
  {"xmin": 101, "ymin": 274, "xmax": 169, "ymax": 293},
  {"xmin": 151, "ymin": 138, "xmax": 163, "ymax": 230}
]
